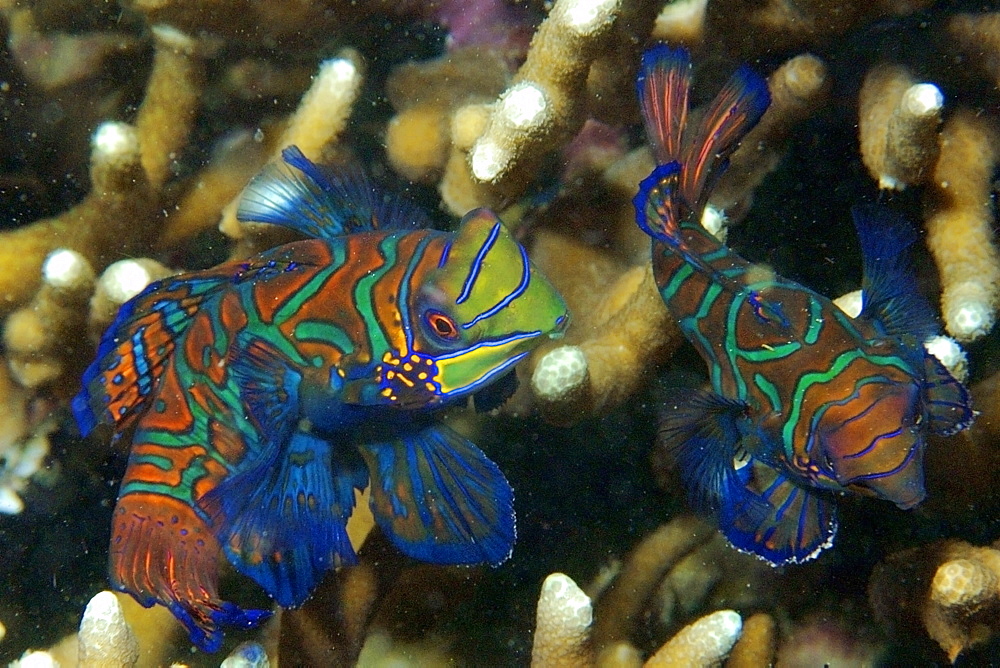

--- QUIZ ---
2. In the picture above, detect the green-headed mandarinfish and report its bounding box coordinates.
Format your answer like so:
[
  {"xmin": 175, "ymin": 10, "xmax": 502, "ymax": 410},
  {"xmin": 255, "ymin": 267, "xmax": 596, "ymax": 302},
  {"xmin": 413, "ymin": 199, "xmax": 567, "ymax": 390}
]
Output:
[
  {"xmin": 634, "ymin": 44, "xmax": 973, "ymax": 566},
  {"xmin": 73, "ymin": 146, "xmax": 569, "ymax": 651}
]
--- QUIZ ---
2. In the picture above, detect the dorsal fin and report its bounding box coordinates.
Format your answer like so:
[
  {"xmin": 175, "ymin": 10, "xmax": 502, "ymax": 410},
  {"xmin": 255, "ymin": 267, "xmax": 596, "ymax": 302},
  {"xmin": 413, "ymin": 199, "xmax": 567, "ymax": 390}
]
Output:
[
  {"xmin": 851, "ymin": 204, "xmax": 938, "ymax": 340},
  {"xmin": 237, "ymin": 145, "xmax": 431, "ymax": 240}
]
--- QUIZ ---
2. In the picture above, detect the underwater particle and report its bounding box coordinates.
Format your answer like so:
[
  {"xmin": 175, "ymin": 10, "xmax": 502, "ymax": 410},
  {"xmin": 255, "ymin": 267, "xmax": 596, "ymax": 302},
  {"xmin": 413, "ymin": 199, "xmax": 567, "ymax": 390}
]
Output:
[
  {"xmin": 78, "ymin": 591, "xmax": 140, "ymax": 668},
  {"xmin": 531, "ymin": 572, "xmax": 594, "ymax": 667},
  {"xmin": 644, "ymin": 609, "xmax": 742, "ymax": 667},
  {"xmin": 220, "ymin": 641, "xmax": 271, "ymax": 668}
]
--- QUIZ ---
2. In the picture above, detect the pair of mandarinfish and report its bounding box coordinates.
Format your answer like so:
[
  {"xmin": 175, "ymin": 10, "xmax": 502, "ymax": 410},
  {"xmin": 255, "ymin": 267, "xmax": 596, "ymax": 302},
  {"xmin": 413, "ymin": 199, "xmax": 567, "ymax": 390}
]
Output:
[{"xmin": 74, "ymin": 44, "xmax": 973, "ymax": 653}]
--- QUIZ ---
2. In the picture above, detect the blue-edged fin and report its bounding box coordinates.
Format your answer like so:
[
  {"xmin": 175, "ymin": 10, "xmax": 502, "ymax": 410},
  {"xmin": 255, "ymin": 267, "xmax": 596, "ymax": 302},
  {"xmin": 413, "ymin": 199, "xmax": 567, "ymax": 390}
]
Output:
[
  {"xmin": 203, "ymin": 430, "xmax": 367, "ymax": 608},
  {"xmin": 357, "ymin": 422, "xmax": 515, "ymax": 566},
  {"xmin": 73, "ymin": 268, "xmax": 238, "ymax": 436},
  {"xmin": 205, "ymin": 336, "xmax": 366, "ymax": 607},
  {"xmin": 658, "ymin": 390, "xmax": 759, "ymax": 518},
  {"xmin": 634, "ymin": 161, "xmax": 685, "ymax": 243},
  {"xmin": 237, "ymin": 145, "xmax": 431, "ymax": 240},
  {"xmin": 728, "ymin": 459, "xmax": 838, "ymax": 566},
  {"xmin": 852, "ymin": 204, "xmax": 938, "ymax": 340},
  {"xmin": 922, "ymin": 350, "xmax": 974, "ymax": 436}
]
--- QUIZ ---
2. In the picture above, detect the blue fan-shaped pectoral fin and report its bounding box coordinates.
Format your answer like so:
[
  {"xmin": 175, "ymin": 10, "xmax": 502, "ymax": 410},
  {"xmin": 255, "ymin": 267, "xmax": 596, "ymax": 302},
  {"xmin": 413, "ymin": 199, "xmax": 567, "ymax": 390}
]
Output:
[
  {"xmin": 922, "ymin": 349, "xmax": 974, "ymax": 436},
  {"xmin": 202, "ymin": 430, "xmax": 368, "ymax": 608},
  {"xmin": 357, "ymin": 422, "xmax": 516, "ymax": 567},
  {"xmin": 724, "ymin": 460, "xmax": 838, "ymax": 566}
]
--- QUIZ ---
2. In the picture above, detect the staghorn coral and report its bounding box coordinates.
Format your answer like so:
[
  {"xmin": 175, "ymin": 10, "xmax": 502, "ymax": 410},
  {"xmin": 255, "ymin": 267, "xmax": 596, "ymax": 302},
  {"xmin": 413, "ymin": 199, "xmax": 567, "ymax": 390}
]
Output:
[
  {"xmin": 643, "ymin": 609, "xmax": 741, "ymax": 667},
  {"xmin": 453, "ymin": 0, "xmax": 626, "ymax": 212},
  {"xmin": 858, "ymin": 63, "xmax": 943, "ymax": 191},
  {"xmin": 923, "ymin": 109, "xmax": 1000, "ymax": 342},
  {"xmin": 531, "ymin": 573, "xmax": 595, "ymax": 667},
  {"xmin": 77, "ymin": 591, "xmax": 139, "ymax": 668}
]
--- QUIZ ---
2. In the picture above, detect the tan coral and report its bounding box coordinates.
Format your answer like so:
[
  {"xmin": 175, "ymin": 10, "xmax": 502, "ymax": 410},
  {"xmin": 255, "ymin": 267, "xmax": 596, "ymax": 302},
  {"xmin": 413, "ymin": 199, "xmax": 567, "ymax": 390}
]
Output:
[
  {"xmin": 643, "ymin": 609, "xmax": 742, "ymax": 667},
  {"xmin": 726, "ymin": 612, "xmax": 777, "ymax": 668},
  {"xmin": 924, "ymin": 109, "xmax": 1000, "ymax": 341},
  {"xmin": 710, "ymin": 53, "xmax": 831, "ymax": 228},
  {"xmin": 531, "ymin": 263, "xmax": 682, "ymax": 423},
  {"xmin": 0, "ymin": 121, "xmax": 154, "ymax": 319},
  {"xmin": 858, "ymin": 63, "xmax": 943, "ymax": 190},
  {"xmin": 591, "ymin": 515, "xmax": 715, "ymax": 653},
  {"xmin": 4, "ymin": 249, "xmax": 95, "ymax": 389},
  {"xmin": 455, "ymin": 0, "xmax": 623, "ymax": 211},
  {"xmin": 531, "ymin": 573, "xmax": 595, "ymax": 667},
  {"xmin": 871, "ymin": 539, "xmax": 1000, "ymax": 663},
  {"xmin": 385, "ymin": 49, "xmax": 509, "ymax": 185},
  {"xmin": 219, "ymin": 51, "xmax": 365, "ymax": 254}
]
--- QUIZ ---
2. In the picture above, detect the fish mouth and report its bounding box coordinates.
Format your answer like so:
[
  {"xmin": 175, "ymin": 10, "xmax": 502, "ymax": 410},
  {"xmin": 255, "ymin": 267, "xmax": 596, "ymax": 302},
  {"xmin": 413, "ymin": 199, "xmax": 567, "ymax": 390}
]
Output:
[{"xmin": 549, "ymin": 313, "xmax": 570, "ymax": 338}]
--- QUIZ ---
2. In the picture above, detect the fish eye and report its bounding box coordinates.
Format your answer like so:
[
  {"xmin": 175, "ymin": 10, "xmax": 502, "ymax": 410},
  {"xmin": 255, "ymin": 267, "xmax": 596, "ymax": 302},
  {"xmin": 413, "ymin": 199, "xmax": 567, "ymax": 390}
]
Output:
[{"xmin": 424, "ymin": 310, "xmax": 459, "ymax": 340}]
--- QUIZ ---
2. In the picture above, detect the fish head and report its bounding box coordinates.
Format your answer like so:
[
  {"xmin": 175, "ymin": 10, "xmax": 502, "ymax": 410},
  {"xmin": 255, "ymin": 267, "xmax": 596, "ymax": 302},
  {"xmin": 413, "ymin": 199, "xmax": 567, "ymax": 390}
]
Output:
[
  {"xmin": 402, "ymin": 208, "xmax": 568, "ymax": 404},
  {"xmin": 813, "ymin": 378, "xmax": 926, "ymax": 510}
]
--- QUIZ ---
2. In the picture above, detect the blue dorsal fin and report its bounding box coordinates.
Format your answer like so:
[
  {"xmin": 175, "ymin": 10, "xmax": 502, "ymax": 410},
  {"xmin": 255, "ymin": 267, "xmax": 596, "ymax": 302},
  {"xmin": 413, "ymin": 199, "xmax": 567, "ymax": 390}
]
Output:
[
  {"xmin": 203, "ymin": 430, "xmax": 367, "ymax": 608},
  {"xmin": 851, "ymin": 205, "xmax": 938, "ymax": 340},
  {"xmin": 658, "ymin": 390, "xmax": 759, "ymax": 517},
  {"xmin": 727, "ymin": 460, "xmax": 838, "ymax": 566},
  {"xmin": 237, "ymin": 145, "xmax": 431, "ymax": 240},
  {"xmin": 356, "ymin": 421, "xmax": 515, "ymax": 566},
  {"xmin": 922, "ymin": 349, "xmax": 974, "ymax": 436}
]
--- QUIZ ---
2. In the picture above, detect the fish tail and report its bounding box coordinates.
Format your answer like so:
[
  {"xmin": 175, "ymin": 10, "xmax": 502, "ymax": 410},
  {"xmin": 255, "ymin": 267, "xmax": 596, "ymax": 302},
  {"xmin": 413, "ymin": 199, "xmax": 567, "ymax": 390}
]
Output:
[
  {"xmin": 634, "ymin": 44, "xmax": 770, "ymax": 244},
  {"xmin": 109, "ymin": 492, "xmax": 270, "ymax": 652}
]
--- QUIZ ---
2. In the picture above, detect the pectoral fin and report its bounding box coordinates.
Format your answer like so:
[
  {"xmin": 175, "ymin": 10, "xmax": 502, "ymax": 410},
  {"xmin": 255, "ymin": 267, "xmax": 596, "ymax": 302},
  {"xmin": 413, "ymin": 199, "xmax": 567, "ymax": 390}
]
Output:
[{"xmin": 357, "ymin": 422, "xmax": 515, "ymax": 567}]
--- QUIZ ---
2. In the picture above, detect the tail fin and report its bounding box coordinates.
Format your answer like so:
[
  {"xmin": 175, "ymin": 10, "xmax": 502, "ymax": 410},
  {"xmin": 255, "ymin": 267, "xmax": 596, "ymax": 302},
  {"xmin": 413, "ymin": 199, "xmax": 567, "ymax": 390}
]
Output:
[{"xmin": 634, "ymin": 44, "xmax": 771, "ymax": 243}]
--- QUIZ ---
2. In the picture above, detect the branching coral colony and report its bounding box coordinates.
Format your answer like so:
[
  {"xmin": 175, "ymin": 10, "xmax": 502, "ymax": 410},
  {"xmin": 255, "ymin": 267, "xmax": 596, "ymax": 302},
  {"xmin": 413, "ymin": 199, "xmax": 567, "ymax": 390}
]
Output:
[{"xmin": 3, "ymin": 0, "xmax": 1000, "ymax": 664}]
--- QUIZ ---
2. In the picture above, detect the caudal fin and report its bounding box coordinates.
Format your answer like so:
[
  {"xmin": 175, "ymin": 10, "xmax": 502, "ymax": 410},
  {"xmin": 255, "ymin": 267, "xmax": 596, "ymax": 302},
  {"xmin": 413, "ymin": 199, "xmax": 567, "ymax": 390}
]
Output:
[{"xmin": 634, "ymin": 44, "xmax": 771, "ymax": 243}]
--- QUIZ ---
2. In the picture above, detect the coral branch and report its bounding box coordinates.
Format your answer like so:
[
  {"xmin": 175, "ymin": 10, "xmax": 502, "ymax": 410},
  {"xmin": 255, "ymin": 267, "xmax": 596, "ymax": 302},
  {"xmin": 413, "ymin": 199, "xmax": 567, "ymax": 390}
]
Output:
[{"xmin": 924, "ymin": 109, "xmax": 1000, "ymax": 341}]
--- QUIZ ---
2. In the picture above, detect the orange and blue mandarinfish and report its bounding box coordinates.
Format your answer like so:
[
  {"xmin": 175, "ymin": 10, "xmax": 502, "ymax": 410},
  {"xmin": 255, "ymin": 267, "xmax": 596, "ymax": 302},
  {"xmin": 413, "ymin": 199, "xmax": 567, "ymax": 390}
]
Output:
[
  {"xmin": 634, "ymin": 45, "xmax": 973, "ymax": 566},
  {"xmin": 73, "ymin": 146, "xmax": 569, "ymax": 651}
]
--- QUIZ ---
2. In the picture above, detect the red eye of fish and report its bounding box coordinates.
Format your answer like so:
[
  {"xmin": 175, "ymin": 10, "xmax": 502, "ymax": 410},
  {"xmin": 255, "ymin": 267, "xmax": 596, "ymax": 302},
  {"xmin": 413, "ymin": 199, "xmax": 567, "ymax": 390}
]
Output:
[{"xmin": 425, "ymin": 310, "xmax": 459, "ymax": 340}]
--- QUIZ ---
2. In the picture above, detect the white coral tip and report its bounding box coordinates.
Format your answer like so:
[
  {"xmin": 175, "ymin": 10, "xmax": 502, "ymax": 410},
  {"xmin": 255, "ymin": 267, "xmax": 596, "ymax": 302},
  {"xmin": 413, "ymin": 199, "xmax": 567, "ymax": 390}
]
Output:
[
  {"xmin": 500, "ymin": 82, "xmax": 549, "ymax": 130},
  {"xmin": 42, "ymin": 249, "xmax": 91, "ymax": 290},
  {"xmin": 532, "ymin": 345, "xmax": 589, "ymax": 403},
  {"xmin": 79, "ymin": 591, "xmax": 139, "ymax": 667},
  {"xmin": 92, "ymin": 122, "xmax": 137, "ymax": 157},
  {"xmin": 559, "ymin": 0, "xmax": 621, "ymax": 33},
  {"xmin": 902, "ymin": 83, "xmax": 944, "ymax": 117},
  {"xmin": 924, "ymin": 334, "xmax": 969, "ymax": 383},
  {"xmin": 101, "ymin": 260, "xmax": 156, "ymax": 305}
]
